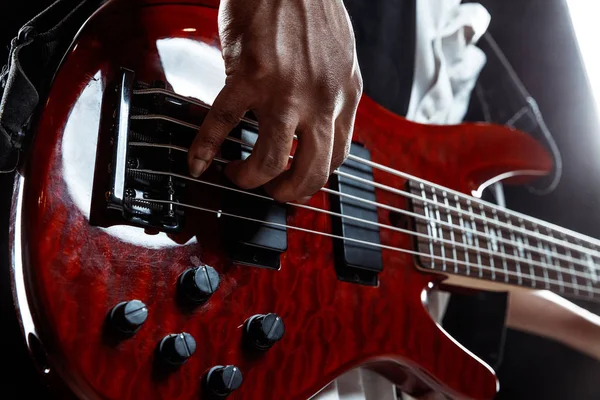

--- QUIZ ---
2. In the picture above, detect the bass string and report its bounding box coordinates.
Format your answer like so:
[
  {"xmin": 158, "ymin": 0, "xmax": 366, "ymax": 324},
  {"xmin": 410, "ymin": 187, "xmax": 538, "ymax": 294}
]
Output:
[
  {"xmin": 129, "ymin": 112, "xmax": 600, "ymax": 258},
  {"xmin": 141, "ymin": 197, "xmax": 600, "ymax": 297},
  {"xmin": 131, "ymin": 142, "xmax": 590, "ymax": 270},
  {"xmin": 129, "ymin": 140, "xmax": 600, "ymax": 266},
  {"xmin": 130, "ymin": 166, "xmax": 598, "ymax": 282},
  {"xmin": 132, "ymin": 87, "xmax": 600, "ymax": 253},
  {"xmin": 132, "ymin": 166, "xmax": 600, "ymax": 285}
]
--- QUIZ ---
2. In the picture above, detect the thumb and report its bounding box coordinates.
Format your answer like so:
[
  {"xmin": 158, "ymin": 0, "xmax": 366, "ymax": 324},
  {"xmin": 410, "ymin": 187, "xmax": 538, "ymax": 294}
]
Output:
[{"xmin": 188, "ymin": 83, "xmax": 249, "ymax": 177}]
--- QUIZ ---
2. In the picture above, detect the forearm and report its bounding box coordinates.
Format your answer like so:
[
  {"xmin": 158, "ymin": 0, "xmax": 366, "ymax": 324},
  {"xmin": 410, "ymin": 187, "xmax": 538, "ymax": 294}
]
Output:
[{"xmin": 507, "ymin": 289, "xmax": 600, "ymax": 361}]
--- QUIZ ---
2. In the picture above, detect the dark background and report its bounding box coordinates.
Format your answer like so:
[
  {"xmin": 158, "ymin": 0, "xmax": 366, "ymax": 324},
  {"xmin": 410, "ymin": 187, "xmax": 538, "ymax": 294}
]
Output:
[{"xmin": 2, "ymin": 0, "xmax": 600, "ymax": 399}]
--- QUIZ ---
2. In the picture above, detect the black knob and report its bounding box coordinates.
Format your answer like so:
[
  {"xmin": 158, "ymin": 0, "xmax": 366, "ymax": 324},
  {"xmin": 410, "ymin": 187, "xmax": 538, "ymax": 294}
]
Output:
[
  {"xmin": 108, "ymin": 300, "xmax": 148, "ymax": 334},
  {"xmin": 243, "ymin": 313, "xmax": 285, "ymax": 350},
  {"xmin": 157, "ymin": 333, "xmax": 196, "ymax": 366},
  {"xmin": 178, "ymin": 265, "xmax": 220, "ymax": 303},
  {"xmin": 204, "ymin": 365, "xmax": 243, "ymax": 397}
]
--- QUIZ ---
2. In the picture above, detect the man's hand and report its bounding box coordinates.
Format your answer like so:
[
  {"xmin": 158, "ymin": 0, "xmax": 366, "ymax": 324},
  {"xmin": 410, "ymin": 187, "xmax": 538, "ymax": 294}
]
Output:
[{"xmin": 187, "ymin": 0, "xmax": 362, "ymax": 203}]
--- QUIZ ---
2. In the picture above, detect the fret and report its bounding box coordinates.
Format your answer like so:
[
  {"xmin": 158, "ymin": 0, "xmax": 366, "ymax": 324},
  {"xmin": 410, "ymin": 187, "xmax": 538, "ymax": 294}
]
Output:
[
  {"xmin": 431, "ymin": 188, "xmax": 447, "ymax": 272},
  {"xmin": 466, "ymin": 200, "xmax": 483, "ymax": 278},
  {"xmin": 585, "ymin": 243, "xmax": 600, "ymax": 300},
  {"xmin": 419, "ymin": 183, "xmax": 435, "ymax": 269},
  {"xmin": 561, "ymin": 235, "xmax": 580, "ymax": 296},
  {"xmin": 442, "ymin": 191, "xmax": 459, "ymax": 274},
  {"xmin": 586, "ymin": 253, "xmax": 599, "ymax": 299},
  {"xmin": 583, "ymin": 249, "xmax": 599, "ymax": 285},
  {"xmin": 574, "ymin": 238, "xmax": 595, "ymax": 299},
  {"xmin": 455, "ymin": 195, "xmax": 471, "ymax": 276},
  {"xmin": 544, "ymin": 228, "xmax": 565, "ymax": 294},
  {"xmin": 517, "ymin": 218, "xmax": 537, "ymax": 288},
  {"xmin": 478, "ymin": 204, "xmax": 496, "ymax": 281},
  {"xmin": 492, "ymin": 208, "xmax": 510, "ymax": 283},
  {"xmin": 561, "ymin": 232, "xmax": 596, "ymax": 297},
  {"xmin": 505, "ymin": 215, "xmax": 523, "ymax": 286},
  {"xmin": 405, "ymin": 179, "xmax": 600, "ymax": 302},
  {"xmin": 532, "ymin": 224, "xmax": 552, "ymax": 290}
]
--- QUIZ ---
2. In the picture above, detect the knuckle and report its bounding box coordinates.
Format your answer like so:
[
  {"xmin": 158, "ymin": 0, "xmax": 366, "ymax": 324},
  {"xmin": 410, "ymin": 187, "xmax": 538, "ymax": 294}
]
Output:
[
  {"xmin": 342, "ymin": 140, "xmax": 352, "ymax": 159},
  {"xmin": 297, "ymin": 171, "xmax": 329, "ymax": 194},
  {"xmin": 314, "ymin": 170, "xmax": 330, "ymax": 188},
  {"xmin": 349, "ymin": 72, "xmax": 363, "ymax": 104},
  {"xmin": 257, "ymin": 152, "xmax": 288, "ymax": 177},
  {"xmin": 315, "ymin": 79, "xmax": 337, "ymax": 106},
  {"xmin": 272, "ymin": 93, "xmax": 300, "ymax": 112},
  {"xmin": 353, "ymin": 69, "xmax": 364, "ymax": 92},
  {"xmin": 270, "ymin": 113, "xmax": 297, "ymax": 135},
  {"xmin": 331, "ymin": 144, "xmax": 350, "ymax": 170},
  {"xmin": 270, "ymin": 170, "xmax": 329, "ymax": 203},
  {"xmin": 337, "ymin": 62, "xmax": 361, "ymax": 96}
]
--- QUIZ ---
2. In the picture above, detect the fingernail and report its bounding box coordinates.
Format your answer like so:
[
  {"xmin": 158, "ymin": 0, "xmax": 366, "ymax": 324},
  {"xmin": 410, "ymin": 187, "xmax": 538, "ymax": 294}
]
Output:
[{"xmin": 190, "ymin": 159, "xmax": 207, "ymax": 177}]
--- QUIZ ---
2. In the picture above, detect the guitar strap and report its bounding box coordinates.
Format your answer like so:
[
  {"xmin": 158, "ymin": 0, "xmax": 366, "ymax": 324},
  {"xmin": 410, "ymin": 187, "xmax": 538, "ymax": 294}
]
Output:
[
  {"xmin": 0, "ymin": 0, "xmax": 105, "ymax": 173},
  {"xmin": 471, "ymin": 32, "xmax": 563, "ymax": 196}
]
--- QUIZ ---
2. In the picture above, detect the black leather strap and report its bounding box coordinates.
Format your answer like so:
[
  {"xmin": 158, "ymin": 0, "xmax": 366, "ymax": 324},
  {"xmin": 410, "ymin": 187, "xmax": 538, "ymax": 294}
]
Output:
[
  {"xmin": 471, "ymin": 33, "xmax": 563, "ymax": 195},
  {"xmin": 0, "ymin": 0, "xmax": 104, "ymax": 172}
]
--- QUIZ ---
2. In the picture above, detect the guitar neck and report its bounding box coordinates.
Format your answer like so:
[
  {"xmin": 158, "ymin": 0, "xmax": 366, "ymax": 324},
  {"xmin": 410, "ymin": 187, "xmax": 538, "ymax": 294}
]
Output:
[{"xmin": 407, "ymin": 180, "xmax": 600, "ymax": 302}]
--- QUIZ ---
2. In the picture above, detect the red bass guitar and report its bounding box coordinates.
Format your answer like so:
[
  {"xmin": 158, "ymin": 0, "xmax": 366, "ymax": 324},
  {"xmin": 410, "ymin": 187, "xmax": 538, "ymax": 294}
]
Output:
[{"xmin": 8, "ymin": 0, "xmax": 600, "ymax": 399}]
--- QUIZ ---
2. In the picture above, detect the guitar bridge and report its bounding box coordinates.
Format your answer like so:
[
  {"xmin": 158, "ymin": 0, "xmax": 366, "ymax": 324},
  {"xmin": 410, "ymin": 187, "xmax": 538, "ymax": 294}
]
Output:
[
  {"xmin": 104, "ymin": 68, "xmax": 188, "ymax": 233},
  {"xmin": 95, "ymin": 68, "xmax": 288, "ymax": 270}
]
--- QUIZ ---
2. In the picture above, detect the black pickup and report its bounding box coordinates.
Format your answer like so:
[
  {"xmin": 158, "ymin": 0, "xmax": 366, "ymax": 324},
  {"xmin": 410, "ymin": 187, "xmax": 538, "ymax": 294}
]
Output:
[
  {"xmin": 220, "ymin": 128, "xmax": 288, "ymax": 270},
  {"xmin": 329, "ymin": 143, "xmax": 383, "ymax": 286}
]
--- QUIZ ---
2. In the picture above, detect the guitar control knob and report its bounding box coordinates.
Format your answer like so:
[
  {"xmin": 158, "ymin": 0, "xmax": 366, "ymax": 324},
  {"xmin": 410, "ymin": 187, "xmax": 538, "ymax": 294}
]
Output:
[
  {"xmin": 178, "ymin": 265, "xmax": 220, "ymax": 303},
  {"xmin": 204, "ymin": 365, "xmax": 243, "ymax": 397},
  {"xmin": 157, "ymin": 333, "xmax": 196, "ymax": 366},
  {"xmin": 243, "ymin": 313, "xmax": 285, "ymax": 350},
  {"xmin": 108, "ymin": 300, "xmax": 148, "ymax": 334}
]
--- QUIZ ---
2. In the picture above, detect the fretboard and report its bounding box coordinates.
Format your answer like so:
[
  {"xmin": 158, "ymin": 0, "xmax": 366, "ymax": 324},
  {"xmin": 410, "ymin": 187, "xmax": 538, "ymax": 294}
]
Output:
[{"xmin": 407, "ymin": 180, "xmax": 600, "ymax": 302}]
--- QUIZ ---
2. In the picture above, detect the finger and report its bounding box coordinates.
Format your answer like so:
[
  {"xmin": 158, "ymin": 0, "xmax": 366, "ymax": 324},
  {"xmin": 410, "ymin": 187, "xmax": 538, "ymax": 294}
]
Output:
[
  {"xmin": 329, "ymin": 74, "xmax": 361, "ymax": 173},
  {"xmin": 329, "ymin": 117, "xmax": 353, "ymax": 173},
  {"xmin": 266, "ymin": 122, "xmax": 334, "ymax": 203},
  {"xmin": 188, "ymin": 83, "xmax": 249, "ymax": 177},
  {"xmin": 225, "ymin": 113, "xmax": 297, "ymax": 189},
  {"xmin": 329, "ymin": 75, "xmax": 361, "ymax": 172}
]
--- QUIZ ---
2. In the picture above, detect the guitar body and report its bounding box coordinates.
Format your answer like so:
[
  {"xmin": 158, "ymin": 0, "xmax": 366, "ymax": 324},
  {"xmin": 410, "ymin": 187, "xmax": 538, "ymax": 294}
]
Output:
[{"xmin": 8, "ymin": 1, "xmax": 552, "ymax": 399}]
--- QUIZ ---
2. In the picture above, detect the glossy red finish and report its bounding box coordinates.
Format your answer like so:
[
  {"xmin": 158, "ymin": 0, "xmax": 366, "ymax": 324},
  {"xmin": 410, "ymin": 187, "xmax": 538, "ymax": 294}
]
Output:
[{"xmin": 11, "ymin": 1, "xmax": 552, "ymax": 399}]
